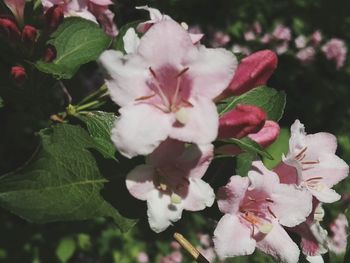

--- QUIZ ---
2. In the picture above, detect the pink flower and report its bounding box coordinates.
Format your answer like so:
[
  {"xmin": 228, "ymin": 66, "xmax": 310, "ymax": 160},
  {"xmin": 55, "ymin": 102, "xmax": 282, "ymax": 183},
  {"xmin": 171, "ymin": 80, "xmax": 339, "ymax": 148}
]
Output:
[
  {"xmin": 41, "ymin": 0, "xmax": 117, "ymax": 36},
  {"xmin": 21, "ymin": 25, "xmax": 38, "ymax": 44},
  {"xmin": 221, "ymin": 49, "xmax": 278, "ymax": 97},
  {"xmin": 321, "ymin": 38, "xmax": 347, "ymax": 69},
  {"xmin": 260, "ymin": 33, "xmax": 272, "ymax": 44},
  {"xmin": 11, "ymin": 66, "xmax": 27, "ymax": 86},
  {"xmin": 4, "ymin": 0, "xmax": 26, "ymax": 24},
  {"xmin": 296, "ymin": 47, "xmax": 316, "ymax": 65},
  {"xmin": 99, "ymin": 19, "xmax": 237, "ymax": 158},
  {"xmin": 137, "ymin": 251, "xmax": 149, "ymax": 263},
  {"xmin": 160, "ymin": 251, "xmax": 182, "ymax": 263},
  {"xmin": 211, "ymin": 31, "xmax": 231, "ymax": 47},
  {"xmin": 329, "ymin": 214, "xmax": 348, "ymax": 254},
  {"xmin": 0, "ymin": 17, "xmax": 21, "ymax": 41},
  {"xmin": 272, "ymin": 24, "xmax": 291, "ymax": 42},
  {"xmin": 126, "ymin": 139, "xmax": 215, "ymax": 232},
  {"xmin": 232, "ymin": 44, "xmax": 251, "ymax": 55},
  {"xmin": 295, "ymin": 35, "xmax": 307, "ymax": 49},
  {"xmin": 276, "ymin": 120, "xmax": 349, "ymax": 203},
  {"xmin": 214, "ymin": 161, "xmax": 312, "ymax": 263},
  {"xmin": 311, "ymin": 30, "xmax": 322, "ymax": 46},
  {"xmin": 244, "ymin": 31, "xmax": 256, "ymax": 41},
  {"xmin": 218, "ymin": 104, "xmax": 266, "ymax": 139},
  {"xmin": 275, "ymin": 42, "xmax": 289, "ymax": 55},
  {"xmin": 253, "ymin": 22, "xmax": 262, "ymax": 35}
]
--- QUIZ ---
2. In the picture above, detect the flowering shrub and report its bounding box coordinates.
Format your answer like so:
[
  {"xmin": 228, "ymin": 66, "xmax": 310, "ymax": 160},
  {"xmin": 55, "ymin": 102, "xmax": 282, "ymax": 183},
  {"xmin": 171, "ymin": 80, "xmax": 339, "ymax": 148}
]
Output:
[{"xmin": 0, "ymin": 1, "xmax": 349, "ymax": 263}]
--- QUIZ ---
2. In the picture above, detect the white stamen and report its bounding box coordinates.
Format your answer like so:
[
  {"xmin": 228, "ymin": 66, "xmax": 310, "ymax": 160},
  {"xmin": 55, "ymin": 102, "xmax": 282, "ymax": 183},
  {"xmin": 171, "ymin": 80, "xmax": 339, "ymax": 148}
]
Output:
[
  {"xmin": 259, "ymin": 223, "xmax": 273, "ymax": 234},
  {"xmin": 175, "ymin": 108, "xmax": 189, "ymax": 124},
  {"xmin": 181, "ymin": 22, "xmax": 189, "ymax": 30},
  {"xmin": 171, "ymin": 193, "xmax": 182, "ymax": 204}
]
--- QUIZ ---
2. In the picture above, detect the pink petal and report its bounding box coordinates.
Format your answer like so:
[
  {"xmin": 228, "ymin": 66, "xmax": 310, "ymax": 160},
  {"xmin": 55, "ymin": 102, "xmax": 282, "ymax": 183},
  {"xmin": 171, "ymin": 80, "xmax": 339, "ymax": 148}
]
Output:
[
  {"xmin": 99, "ymin": 50, "xmax": 149, "ymax": 107},
  {"xmin": 256, "ymin": 221, "xmax": 300, "ymax": 263},
  {"xmin": 112, "ymin": 104, "xmax": 172, "ymax": 158},
  {"xmin": 271, "ymin": 184, "xmax": 313, "ymax": 227},
  {"xmin": 89, "ymin": 0, "xmax": 113, "ymax": 6},
  {"xmin": 248, "ymin": 120, "xmax": 280, "ymax": 148},
  {"xmin": 308, "ymin": 187, "xmax": 341, "ymax": 203},
  {"xmin": 146, "ymin": 189, "xmax": 183, "ymax": 233},
  {"xmin": 123, "ymin": 28, "xmax": 140, "ymax": 54},
  {"xmin": 217, "ymin": 176, "xmax": 249, "ymax": 214},
  {"xmin": 214, "ymin": 214, "xmax": 256, "ymax": 259},
  {"xmin": 147, "ymin": 139, "xmax": 186, "ymax": 167},
  {"xmin": 126, "ymin": 164, "xmax": 155, "ymax": 201},
  {"xmin": 305, "ymin": 132, "xmax": 337, "ymax": 158},
  {"xmin": 273, "ymin": 162, "xmax": 299, "ymax": 185},
  {"xmin": 182, "ymin": 178, "xmax": 215, "ymax": 211},
  {"xmin": 4, "ymin": 0, "xmax": 25, "ymax": 23},
  {"xmin": 187, "ymin": 45, "xmax": 237, "ymax": 99},
  {"xmin": 189, "ymin": 33, "xmax": 204, "ymax": 44},
  {"xmin": 248, "ymin": 161, "xmax": 280, "ymax": 193},
  {"xmin": 170, "ymin": 97, "xmax": 219, "ymax": 145}
]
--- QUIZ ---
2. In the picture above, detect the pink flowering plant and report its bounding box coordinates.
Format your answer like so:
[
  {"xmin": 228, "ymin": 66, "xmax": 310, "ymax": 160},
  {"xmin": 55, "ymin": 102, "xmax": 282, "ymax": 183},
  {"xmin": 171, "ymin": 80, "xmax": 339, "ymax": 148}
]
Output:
[{"xmin": 0, "ymin": 1, "xmax": 349, "ymax": 263}]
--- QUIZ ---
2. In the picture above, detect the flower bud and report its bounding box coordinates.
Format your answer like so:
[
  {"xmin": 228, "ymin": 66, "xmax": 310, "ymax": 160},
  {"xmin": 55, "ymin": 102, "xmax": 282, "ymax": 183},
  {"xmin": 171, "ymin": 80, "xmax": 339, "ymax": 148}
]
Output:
[
  {"xmin": 21, "ymin": 25, "xmax": 38, "ymax": 44},
  {"xmin": 248, "ymin": 120, "xmax": 280, "ymax": 148},
  {"xmin": 43, "ymin": 45, "xmax": 57, "ymax": 62},
  {"xmin": 220, "ymin": 50, "xmax": 278, "ymax": 98},
  {"xmin": 45, "ymin": 5, "xmax": 64, "ymax": 32},
  {"xmin": 4, "ymin": 0, "xmax": 25, "ymax": 24},
  {"xmin": 0, "ymin": 17, "xmax": 21, "ymax": 41},
  {"xmin": 11, "ymin": 66, "xmax": 27, "ymax": 86},
  {"xmin": 218, "ymin": 104, "xmax": 266, "ymax": 139}
]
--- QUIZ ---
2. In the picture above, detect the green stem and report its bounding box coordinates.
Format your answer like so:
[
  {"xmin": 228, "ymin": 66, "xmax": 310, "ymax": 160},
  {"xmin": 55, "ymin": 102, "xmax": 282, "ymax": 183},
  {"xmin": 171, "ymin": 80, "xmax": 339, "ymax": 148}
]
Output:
[
  {"xmin": 77, "ymin": 84, "xmax": 108, "ymax": 106},
  {"xmin": 76, "ymin": 100, "xmax": 102, "ymax": 111}
]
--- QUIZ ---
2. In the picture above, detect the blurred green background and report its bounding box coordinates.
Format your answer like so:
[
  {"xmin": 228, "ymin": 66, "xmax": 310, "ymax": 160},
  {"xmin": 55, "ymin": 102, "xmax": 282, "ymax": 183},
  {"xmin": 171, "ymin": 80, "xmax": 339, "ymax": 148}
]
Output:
[{"xmin": 1, "ymin": 0, "xmax": 350, "ymax": 262}]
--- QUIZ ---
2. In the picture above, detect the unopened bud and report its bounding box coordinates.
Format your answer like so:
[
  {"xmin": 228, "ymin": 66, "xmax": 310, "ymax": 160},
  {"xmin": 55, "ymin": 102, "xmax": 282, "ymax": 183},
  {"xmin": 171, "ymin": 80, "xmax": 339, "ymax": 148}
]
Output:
[
  {"xmin": 4, "ymin": 0, "xmax": 25, "ymax": 24},
  {"xmin": 43, "ymin": 45, "xmax": 57, "ymax": 62},
  {"xmin": 45, "ymin": 5, "xmax": 64, "ymax": 32},
  {"xmin": 0, "ymin": 17, "xmax": 21, "ymax": 41},
  {"xmin": 248, "ymin": 120, "xmax": 280, "ymax": 148},
  {"xmin": 221, "ymin": 50, "xmax": 278, "ymax": 98},
  {"xmin": 11, "ymin": 66, "xmax": 27, "ymax": 86},
  {"xmin": 218, "ymin": 104, "xmax": 266, "ymax": 139},
  {"xmin": 21, "ymin": 25, "xmax": 38, "ymax": 44}
]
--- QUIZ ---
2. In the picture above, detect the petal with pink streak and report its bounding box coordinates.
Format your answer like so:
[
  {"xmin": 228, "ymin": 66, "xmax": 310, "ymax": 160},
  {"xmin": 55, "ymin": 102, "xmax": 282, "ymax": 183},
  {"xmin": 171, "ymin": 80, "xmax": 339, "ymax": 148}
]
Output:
[
  {"xmin": 112, "ymin": 104, "xmax": 172, "ymax": 158},
  {"xmin": 214, "ymin": 214, "xmax": 256, "ymax": 259},
  {"xmin": 188, "ymin": 45, "xmax": 237, "ymax": 99},
  {"xmin": 170, "ymin": 97, "xmax": 219, "ymax": 145},
  {"xmin": 147, "ymin": 139, "xmax": 186, "ymax": 167},
  {"xmin": 217, "ymin": 176, "xmax": 249, "ymax": 214},
  {"xmin": 146, "ymin": 190, "xmax": 183, "ymax": 233},
  {"xmin": 126, "ymin": 164, "xmax": 155, "ymax": 201},
  {"xmin": 182, "ymin": 178, "xmax": 215, "ymax": 211},
  {"xmin": 99, "ymin": 50, "xmax": 149, "ymax": 107},
  {"xmin": 248, "ymin": 120, "xmax": 280, "ymax": 148},
  {"xmin": 273, "ymin": 162, "xmax": 299, "ymax": 185},
  {"xmin": 137, "ymin": 19, "xmax": 197, "ymax": 68},
  {"xmin": 256, "ymin": 222, "xmax": 300, "ymax": 263},
  {"xmin": 271, "ymin": 184, "xmax": 312, "ymax": 227}
]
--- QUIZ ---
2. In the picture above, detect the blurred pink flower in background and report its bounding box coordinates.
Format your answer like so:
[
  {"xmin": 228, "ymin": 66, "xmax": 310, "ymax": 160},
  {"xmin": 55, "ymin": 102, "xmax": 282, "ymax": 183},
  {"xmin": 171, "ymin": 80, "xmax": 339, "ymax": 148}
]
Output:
[
  {"xmin": 295, "ymin": 35, "xmax": 307, "ymax": 49},
  {"xmin": 232, "ymin": 44, "xmax": 251, "ymax": 55},
  {"xmin": 137, "ymin": 251, "xmax": 149, "ymax": 263},
  {"xmin": 244, "ymin": 30, "xmax": 256, "ymax": 41},
  {"xmin": 275, "ymin": 42, "xmax": 289, "ymax": 55},
  {"xmin": 311, "ymin": 30, "xmax": 322, "ymax": 46},
  {"xmin": 211, "ymin": 30, "xmax": 231, "ymax": 47},
  {"xmin": 160, "ymin": 251, "xmax": 182, "ymax": 263},
  {"xmin": 296, "ymin": 47, "xmax": 316, "ymax": 64},
  {"xmin": 273, "ymin": 24, "xmax": 292, "ymax": 42},
  {"xmin": 329, "ymin": 214, "xmax": 348, "ymax": 254},
  {"xmin": 321, "ymin": 38, "xmax": 347, "ymax": 69}
]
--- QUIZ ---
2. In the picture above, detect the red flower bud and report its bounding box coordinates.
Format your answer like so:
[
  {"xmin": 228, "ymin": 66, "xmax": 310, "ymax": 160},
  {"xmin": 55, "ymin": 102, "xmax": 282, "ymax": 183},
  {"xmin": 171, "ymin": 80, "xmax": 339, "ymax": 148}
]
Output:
[
  {"xmin": 21, "ymin": 25, "xmax": 38, "ymax": 44},
  {"xmin": 11, "ymin": 66, "xmax": 27, "ymax": 86},
  {"xmin": 221, "ymin": 50, "xmax": 278, "ymax": 98},
  {"xmin": 45, "ymin": 5, "xmax": 64, "ymax": 32},
  {"xmin": 248, "ymin": 120, "xmax": 280, "ymax": 148},
  {"xmin": 0, "ymin": 17, "xmax": 21, "ymax": 41},
  {"xmin": 218, "ymin": 104, "xmax": 266, "ymax": 139},
  {"xmin": 43, "ymin": 45, "xmax": 57, "ymax": 62}
]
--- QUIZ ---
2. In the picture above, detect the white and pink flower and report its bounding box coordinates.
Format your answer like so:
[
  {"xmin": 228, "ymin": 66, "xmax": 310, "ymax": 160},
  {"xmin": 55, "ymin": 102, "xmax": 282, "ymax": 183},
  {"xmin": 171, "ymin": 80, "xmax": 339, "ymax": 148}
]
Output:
[
  {"xmin": 214, "ymin": 161, "xmax": 312, "ymax": 263},
  {"xmin": 321, "ymin": 38, "xmax": 347, "ymax": 69},
  {"xmin": 126, "ymin": 139, "xmax": 215, "ymax": 233}
]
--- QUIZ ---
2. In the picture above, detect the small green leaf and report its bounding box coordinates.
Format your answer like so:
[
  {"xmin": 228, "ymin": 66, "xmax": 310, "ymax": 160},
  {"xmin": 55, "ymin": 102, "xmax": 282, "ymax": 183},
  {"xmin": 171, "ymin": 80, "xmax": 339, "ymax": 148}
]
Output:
[
  {"xmin": 236, "ymin": 152, "xmax": 257, "ymax": 176},
  {"xmin": 0, "ymin": 124, "xmax": 135, "ymax": 231},
  {"xmin": 77, "ymin": 111, "xmax": 117, "ymax": 160},
  {"xmin": 218, "ymin": 86, "xmax": 286, "ymax": 121},
  {"xmin": 56, "ymin": 238, "xmax": 76, "ymax": 263},
  {"xmin": 223, "ymin": 137, "xmax": 273, "ymax": 160},
  {"xmin": 35, "ymin": 17, "xmax": 111, "ymax": 79},
  {"xmin": 263, "ymin": 128, "xmax": 290, "ymax": 169}
]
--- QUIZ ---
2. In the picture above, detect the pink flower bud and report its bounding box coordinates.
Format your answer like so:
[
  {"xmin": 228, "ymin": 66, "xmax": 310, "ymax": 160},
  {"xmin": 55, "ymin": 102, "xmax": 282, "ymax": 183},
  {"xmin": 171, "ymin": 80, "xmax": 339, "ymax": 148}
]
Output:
[
  {"xmin": 221, "ymin": 50, "xmax": 278, "ymax": 98},
  {"xmin": 21, "ymin": 25, "xmax": 38, "ymax": 44},
  {"xmin": 4, "ymin": 0, "xmax": 26, "ymax": 24},
  {"xmin": 11, "ymin": 66, "xmax": 26, "ymax": 86},
  {"xmin": 218, "ymin": 104, "xmax": 266, "ymax": 139},
  {"xmin": 248, "ymin": 120, "xmax": 280, "ymax": 147},
  {"xmin": 45, "ymin": 5, "xmax": 64, "ymax": 32},
  {"xmin": 43, "ymin": 45, "xmax": 57, "ymax": 62},
  {"xmin": 0, "ymin": 17, "xmax": 21, "ymax": 41}
]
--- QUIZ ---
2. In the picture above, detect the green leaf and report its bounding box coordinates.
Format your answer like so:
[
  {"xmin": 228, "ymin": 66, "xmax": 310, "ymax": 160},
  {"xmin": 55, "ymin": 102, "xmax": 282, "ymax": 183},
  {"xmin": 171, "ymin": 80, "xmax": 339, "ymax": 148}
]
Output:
[
  {"xmin": 263, "ymin": 128, "xmax": 290, "ymax": 169},
  {"xmin": 218, "ymin": 86, "xmax": 286, "ymax": 121},
  {"xmin": 35, "ymin": 17, "xmax": 111, "ymax": 79},
  {"xmin": 0, "ymin": 124, "xmax": 135, "ymax": 231},
  {"xmin": 236, "ymin": 152, "xmax": 257, "ymax": 176},
  {"xmin": 223, "ymin": 137, "xmax": 273, "ymax": 160},
  {"xmin": 112, "ymin": 20, "xmax": 142, "ymax": 52},
  {"xmin": 56, "ymin": 238, "xmax": 76, "ymax": 263},
  {"xmin": 77, "ymin": 111, "xmax": 117, "ymax": 160}
]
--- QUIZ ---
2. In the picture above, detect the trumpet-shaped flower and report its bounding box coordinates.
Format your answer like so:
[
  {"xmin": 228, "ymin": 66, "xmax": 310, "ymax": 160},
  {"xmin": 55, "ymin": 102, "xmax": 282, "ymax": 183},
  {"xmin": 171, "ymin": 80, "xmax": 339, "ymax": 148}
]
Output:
[
  {"xmin": 4, "ymin": 0, "xmax": 25, "ymax": 24},
  {"xmin": 277, "ymin": 120, "xmax": 349, "ymax": 203},
  {"xmin": 214, "ymin": 161, "xmax": 312, "ymax": 263},
  {"xmin": 126, "ymin": 139, "xmax": 215, "ymax": 233},
  {"xmin": 100, "ymin": 19, "xmax": 237, "ymax": 158}
]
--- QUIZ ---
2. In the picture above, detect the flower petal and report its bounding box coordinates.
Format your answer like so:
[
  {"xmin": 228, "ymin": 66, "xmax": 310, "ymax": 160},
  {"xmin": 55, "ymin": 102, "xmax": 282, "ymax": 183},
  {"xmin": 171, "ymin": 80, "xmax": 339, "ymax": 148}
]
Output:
[
  {"xmin": 126, "ymin": 164, "xmax": 155, "ymax": 201},
  {"xmin": 123, "ymin": 28, "xmax": 140, "ymax": 54},
  {"xmin": 273, "ymin": 162, "xmax": 299, "ymax": 185},
  {"xmin": 214, "ymin": 214, "xmax": 256, "ymax": 259},
  {"xmin": 147, "ymin": 190, "xmax": 183, "ymax": 233},
  {"xmin": 112, "ymin": 104, "xmax": 172, "ymax": 158},
  {"xmin": 182, "ymin": 178, "xmax": 215, "ymax": 211},
  {"xmin": 217, "ymin": 176, "xmax": 249, "ymax": 214},
  {"xmin": 256, "ymin": 222, "xmax": 300, "ymax": 263},
  {"xmin": 308, "ymin": 186, "xmax": 341, "ymax": 203}
]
